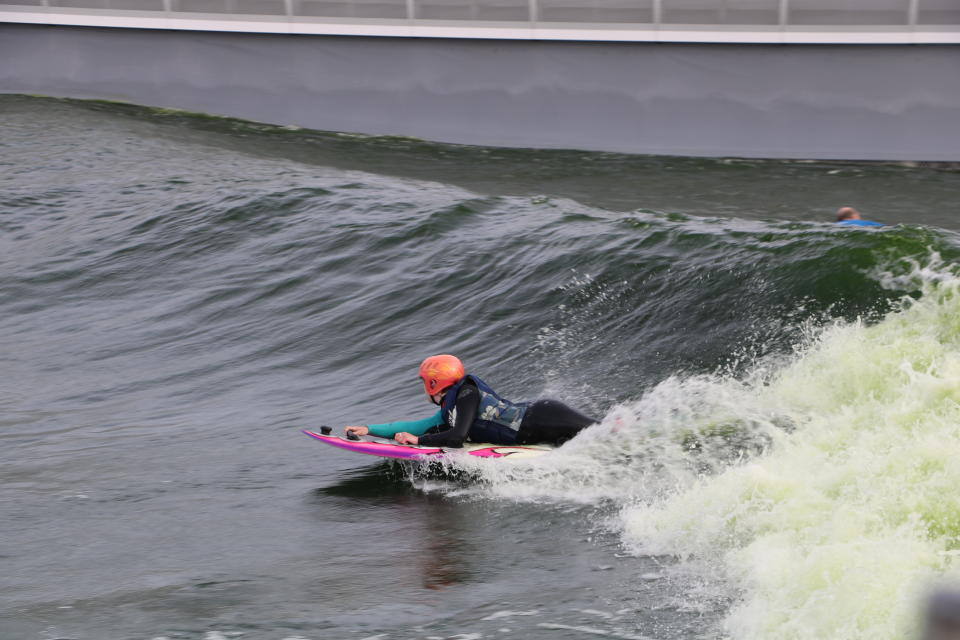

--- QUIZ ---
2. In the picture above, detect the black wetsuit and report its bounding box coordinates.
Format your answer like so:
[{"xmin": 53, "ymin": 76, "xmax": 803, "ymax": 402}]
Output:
[{"xmin": 419, "ymin": 378, "xmax": 596, "ymax": 448}]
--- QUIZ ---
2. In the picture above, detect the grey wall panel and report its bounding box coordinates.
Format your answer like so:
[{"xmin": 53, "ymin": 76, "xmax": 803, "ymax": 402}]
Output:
[{"xmin": 1, "ymin": 23, "xmax": 958, "ymax": 160}]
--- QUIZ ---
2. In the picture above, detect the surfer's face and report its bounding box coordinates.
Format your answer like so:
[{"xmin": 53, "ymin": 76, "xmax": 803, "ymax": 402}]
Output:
[{"xmin": 428, "ymin": 392, "xmax": 443, "ymax": 405}]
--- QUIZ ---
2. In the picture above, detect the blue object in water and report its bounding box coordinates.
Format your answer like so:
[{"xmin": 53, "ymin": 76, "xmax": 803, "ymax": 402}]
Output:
[{"xmin": 836, "ymin": 219, "xmax": 885, "ymax": 227}]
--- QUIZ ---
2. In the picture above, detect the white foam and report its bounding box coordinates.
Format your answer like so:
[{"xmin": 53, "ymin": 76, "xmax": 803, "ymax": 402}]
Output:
[
  {"xmin": 621, "ymin": 254, "xmax": 960, "ymax": 639},
  {"xmin": 576, "ymin": 609, "xmax": 615, "ymax": 619},
  {"xmin": 537, "ymin": 623, "xmax": 652, "ymax": 639},
  {"xmin": 481, "ymin": 610, "xmax": 540, "ymax": 621}
]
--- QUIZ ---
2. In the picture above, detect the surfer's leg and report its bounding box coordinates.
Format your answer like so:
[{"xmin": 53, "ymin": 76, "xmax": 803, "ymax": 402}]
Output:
[{"xmin": 517, "ymin": 400, "xmax": 597, "ymax": 445}]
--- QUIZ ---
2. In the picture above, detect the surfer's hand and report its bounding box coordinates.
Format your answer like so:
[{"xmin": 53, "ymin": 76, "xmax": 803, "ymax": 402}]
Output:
[
  {"xmin": 344, "ymin": 425, "xmax": 369, "ymax": 437},
  {"xmin": 394, "ymin": 432, "xmax": 419, "ymax": 445}
]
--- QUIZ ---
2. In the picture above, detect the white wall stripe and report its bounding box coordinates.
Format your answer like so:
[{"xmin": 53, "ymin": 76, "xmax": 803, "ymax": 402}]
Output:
[{"xmin": 1, "ymin": 8, "xmax": 958, "ymax": 43}]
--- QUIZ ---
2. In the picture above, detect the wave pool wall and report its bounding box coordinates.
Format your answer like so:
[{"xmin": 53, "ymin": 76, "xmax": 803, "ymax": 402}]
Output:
[{"xmin": 2, "ymin": 23, "xmax": 959, "ymax": 161}]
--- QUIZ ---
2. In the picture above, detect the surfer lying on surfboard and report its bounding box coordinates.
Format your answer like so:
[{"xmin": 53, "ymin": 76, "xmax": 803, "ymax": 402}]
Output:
[{"xmin": 343, "ymin": 355, "xmax": 597, "ymax": 448}]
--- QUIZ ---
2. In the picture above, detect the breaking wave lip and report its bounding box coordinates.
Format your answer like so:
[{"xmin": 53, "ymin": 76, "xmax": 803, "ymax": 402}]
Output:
[
  {"xmin": 618, "ymin": 252, "xmax": 960, "ymax": 640},
  {"xmin": 415, "ymin": 250, "xmax": 960, "ymax": 639}
]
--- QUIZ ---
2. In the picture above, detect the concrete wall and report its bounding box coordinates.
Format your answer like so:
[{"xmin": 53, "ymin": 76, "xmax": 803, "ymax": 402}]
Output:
[{"xmin": 2, "ymin": 23, "xmax": 959, "ymax": 160}]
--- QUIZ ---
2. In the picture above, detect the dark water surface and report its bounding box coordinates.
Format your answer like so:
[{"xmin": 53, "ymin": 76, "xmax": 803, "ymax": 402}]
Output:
[{"xmin": 3, "ymin": 95, "xmax": 960, "ymax": 640}]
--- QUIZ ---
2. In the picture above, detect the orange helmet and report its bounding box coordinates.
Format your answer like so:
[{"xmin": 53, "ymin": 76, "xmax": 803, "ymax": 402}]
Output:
[{"xmin": 418, "ymin": 355, "xmax": 465, "ymax": 396}]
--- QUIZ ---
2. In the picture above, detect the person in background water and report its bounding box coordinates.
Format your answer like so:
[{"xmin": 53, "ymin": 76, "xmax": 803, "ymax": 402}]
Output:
[
  {"xmin": 835, "ymin": 206, "xmax": 884, "ymax": 227},
  {"xmin": 343, "ymin": 355, "xmax": 597, "ymax": 447}
]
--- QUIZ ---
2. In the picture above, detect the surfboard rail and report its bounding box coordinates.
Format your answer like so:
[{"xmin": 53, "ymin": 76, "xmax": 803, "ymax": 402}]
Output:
[{"xmin": 302, "ymin": 430, "xmax": 553, "ymax": 460}]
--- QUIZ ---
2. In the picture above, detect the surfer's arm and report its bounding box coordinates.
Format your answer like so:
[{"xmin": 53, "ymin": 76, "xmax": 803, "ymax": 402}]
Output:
[
  {"xmin": 417, "ymin": 380, "xmax": 479, "ymax": 448},
  {"xmin": 365, "ymin": 411, "xmax": 444, "ymax": 439}
]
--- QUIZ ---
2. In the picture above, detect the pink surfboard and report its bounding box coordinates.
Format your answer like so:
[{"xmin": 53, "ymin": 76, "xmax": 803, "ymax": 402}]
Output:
[{"xmin": 302, "ymin": 430, "xmax": 552, "ymax": 460}]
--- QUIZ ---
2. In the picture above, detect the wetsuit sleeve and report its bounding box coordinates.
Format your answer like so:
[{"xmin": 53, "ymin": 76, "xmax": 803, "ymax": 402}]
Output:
[
  {"xmin": 418, "ymin": 381, "xmax": 479, "ymax": 448},
  {"xmin": 366, "ymin": 411, "xmax": 444, "ymax": 438}
]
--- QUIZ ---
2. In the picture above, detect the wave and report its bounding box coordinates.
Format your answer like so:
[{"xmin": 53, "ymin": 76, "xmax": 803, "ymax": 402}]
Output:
[
  {"xmin": 419, "ymin": 249, "xmax": 960, "ymax": 639},
  {"xmin": 8, "ymin": 93, "xmax": 960, "ymax": 640}
]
